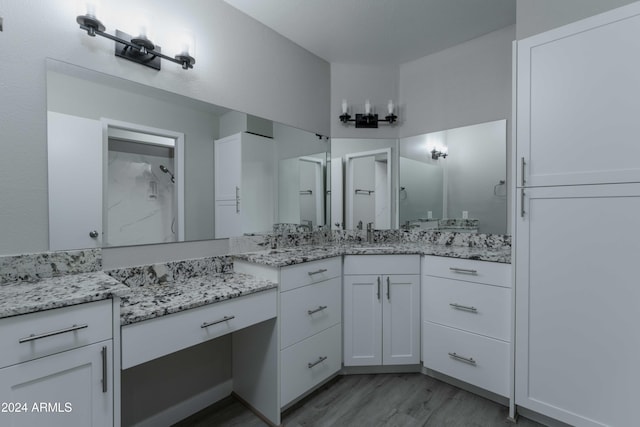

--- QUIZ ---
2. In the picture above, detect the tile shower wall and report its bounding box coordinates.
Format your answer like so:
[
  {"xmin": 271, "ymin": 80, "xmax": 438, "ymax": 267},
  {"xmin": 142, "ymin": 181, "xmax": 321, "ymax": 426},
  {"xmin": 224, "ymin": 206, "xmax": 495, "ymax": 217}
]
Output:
[{"xmin": 107, "ymin": 150, "xmax": 176, "ymax": 246}]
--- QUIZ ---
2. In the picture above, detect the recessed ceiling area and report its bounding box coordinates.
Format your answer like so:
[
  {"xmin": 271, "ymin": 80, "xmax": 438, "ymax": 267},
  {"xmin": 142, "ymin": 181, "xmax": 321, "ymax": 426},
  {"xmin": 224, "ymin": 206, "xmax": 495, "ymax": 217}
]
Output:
[{"xmin": 223, "ymin": 0, "xmax": 516, "ymax": 65}]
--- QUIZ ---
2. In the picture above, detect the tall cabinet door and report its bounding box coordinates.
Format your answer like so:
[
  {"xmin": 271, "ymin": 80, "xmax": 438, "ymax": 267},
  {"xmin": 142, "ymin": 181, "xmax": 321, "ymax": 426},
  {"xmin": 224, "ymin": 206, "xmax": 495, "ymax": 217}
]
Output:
[
  {"xmin": 515, "ymin": 184, "xmax": 640, "ymax": 427},
  {"xmin": 516, "ymin": 4, "xmax": 640, "ymax": 188},
  {"xmin": 343, "ymin": 275, "xmax": 382, "ymax": 366},
  {"xmin": 0, "ymin": 341, "xmax": 113, "ymax": 427},
  {"xmin": 214, "ymin": 133, "xmax": 242, "ymax": 200},
  {"xmin": 382, "ymin": 274, "xmax": 420, "ymax": 365}
]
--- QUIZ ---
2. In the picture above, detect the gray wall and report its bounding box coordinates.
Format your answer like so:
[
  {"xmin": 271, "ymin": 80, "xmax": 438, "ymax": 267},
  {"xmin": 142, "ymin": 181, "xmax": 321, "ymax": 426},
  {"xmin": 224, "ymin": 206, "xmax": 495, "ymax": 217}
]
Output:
[
  {"xmin": 0, "ymin": 0, "xmax": 330, "ymax": 257},
  {"xmin": 516, "ymin": 0, "xmax": 637, "ymax": 39}
]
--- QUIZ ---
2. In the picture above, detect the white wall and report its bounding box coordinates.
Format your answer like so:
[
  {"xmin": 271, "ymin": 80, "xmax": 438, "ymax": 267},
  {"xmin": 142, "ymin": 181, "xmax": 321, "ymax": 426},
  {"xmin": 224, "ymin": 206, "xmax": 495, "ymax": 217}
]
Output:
[
  {"xmin": 516, "ymin": 0, "xmax": 637, "ymax": 39},
  {"xmin": 0, "ymin": 0, "xmax": 329, "ymax": 257}
]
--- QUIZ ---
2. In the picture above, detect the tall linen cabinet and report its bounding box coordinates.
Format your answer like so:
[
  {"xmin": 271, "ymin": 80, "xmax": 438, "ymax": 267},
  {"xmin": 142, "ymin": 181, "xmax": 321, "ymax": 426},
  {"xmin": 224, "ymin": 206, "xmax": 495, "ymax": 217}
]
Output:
[
  {"xmin": 514, "ymin": 4, "xmax": 640, "ymax": 426},
  {"xmin": 214, "ymin": 132, "xmax": 275, "ymax": 238}
]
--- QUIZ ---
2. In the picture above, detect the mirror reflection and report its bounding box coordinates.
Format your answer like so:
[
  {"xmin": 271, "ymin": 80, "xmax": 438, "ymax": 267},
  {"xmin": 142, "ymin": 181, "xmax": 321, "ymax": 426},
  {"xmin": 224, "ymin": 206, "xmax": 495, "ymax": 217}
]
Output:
[
  {"xmin": 46, "ymin": 60, "xmax": 329, "ymax": 250},
  {"xmin": 399, "ymin": 119, "xmax": 507, "ymax": 234},
  {"xmin": 330, "ymin": 138, "xmax": 398, "ymax": 230}
]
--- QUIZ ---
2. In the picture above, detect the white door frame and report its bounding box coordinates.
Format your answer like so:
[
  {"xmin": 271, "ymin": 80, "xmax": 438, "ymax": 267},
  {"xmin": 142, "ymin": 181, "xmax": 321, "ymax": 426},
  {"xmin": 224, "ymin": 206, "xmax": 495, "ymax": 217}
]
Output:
[
  {"xmin": 101, "ymin": 118, "xmax": 185, "ymax": 244},
  {"xmin": 345, "ymin": 148, "xmax": 392, "ymax": 230}
]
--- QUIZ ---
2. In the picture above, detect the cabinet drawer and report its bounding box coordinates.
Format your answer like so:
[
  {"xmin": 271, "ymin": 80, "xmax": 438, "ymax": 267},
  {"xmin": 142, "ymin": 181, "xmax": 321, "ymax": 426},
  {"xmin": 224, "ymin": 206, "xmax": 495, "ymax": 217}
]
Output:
[
  {"xmin": 280, "ymin": 277, "xmax": 341, "ymax": 349},
  {"xmin": 422, "ymin": 256, "xmax": 511, "ymax": 288},
  {"xmin": 121, "ymin": 289, "xmax": 277, "ymax": 369},
  {"xmin": 422, "ymin": 321, "xmax": 509, "ymax": 397},
  {"xmin": 422, "ymin": 277, "xmax": 511, "ymax": 341},
  {"xmin": 280, "ymin": 257, "xmax": 341, "ymax": 292},
  {"xmin": 344, "ymin": 255, "xmax": 420, "ymax": 275},
  {"xmin": 281, "ymin": 323, "xmax": 342, "ymax": 407},
  {"xmin": 0, "ymin": 299, "xmax": 112, "ymax": 368}
]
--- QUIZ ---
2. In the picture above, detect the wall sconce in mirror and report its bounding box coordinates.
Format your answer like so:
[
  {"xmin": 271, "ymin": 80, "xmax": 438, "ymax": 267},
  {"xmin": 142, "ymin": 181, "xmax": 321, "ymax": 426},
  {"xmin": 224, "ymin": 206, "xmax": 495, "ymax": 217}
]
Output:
[
  {"xmin": 339, "ymin": 99, "xmax": 398, "ymax": 128},
  {"xmin": 431, "ymin": 148, "xmax": 448, "ymax": 160},
  {"xmin": 76, "ymin": 10, "xmax": 195, "ymax": 70}
]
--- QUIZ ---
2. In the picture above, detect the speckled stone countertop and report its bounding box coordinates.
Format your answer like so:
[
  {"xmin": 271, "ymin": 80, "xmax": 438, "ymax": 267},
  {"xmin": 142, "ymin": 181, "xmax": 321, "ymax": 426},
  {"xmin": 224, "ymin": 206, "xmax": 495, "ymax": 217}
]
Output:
[
  {"xmin": 0, "ymin": 272, "xmax": 130, "ymax": 319},
  {"xmin": 233, "ymin": 242, "xmax": 511, "ymax": 267},
  {"xmin": 119, "ymin": 272, "xmax": 277, "ymax": 325}
]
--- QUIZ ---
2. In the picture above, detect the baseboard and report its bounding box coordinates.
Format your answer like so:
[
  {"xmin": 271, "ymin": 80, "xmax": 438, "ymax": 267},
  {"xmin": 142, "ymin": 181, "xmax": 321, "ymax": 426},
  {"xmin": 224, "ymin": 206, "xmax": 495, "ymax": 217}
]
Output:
[
  {"xmin": 132, "ymin": 379, "xmax": 233, "ymax": 427},
  {"xmin": 341, "ymin": 364, "xmax": 422, "ymax": 375},
  {"xmin": 421, "ymin": 367, "xmax": 509, "ymax": 407},
  {"xmin": 516, "ymin": 406, "xmax": 573, "ymax": 427}
]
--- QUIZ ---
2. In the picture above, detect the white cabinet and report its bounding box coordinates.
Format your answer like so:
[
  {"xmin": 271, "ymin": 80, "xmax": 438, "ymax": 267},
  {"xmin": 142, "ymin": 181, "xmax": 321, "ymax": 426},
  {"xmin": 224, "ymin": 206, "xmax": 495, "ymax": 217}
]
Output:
[
  {"xmin": 514, "ymin": 4, "xmax": 640, "ymax": 426},
  {"xmin": 515, "ymin": 184, "xmax": 640, "ymax": 427},
  {"xmin": 343, "ymin": 255, "xmax": 420, "ymax": 366},
  {"xmin": 278, "ymin": 258, "xmax": 342, "ymax": 407},
  {"xmin": 0, "ymin": 300, "xmax": 116, "ymax": 427},
  {"xmin": 422, "ymin": 256, "xmax": 511, "ymax": 397},
  {"xmin": 516, "ymin": 4, "xmax": 640, "ymax": 188},
  {"xmin": 214, "ymin": 132, "xmax": 275, "ymax": 238}
]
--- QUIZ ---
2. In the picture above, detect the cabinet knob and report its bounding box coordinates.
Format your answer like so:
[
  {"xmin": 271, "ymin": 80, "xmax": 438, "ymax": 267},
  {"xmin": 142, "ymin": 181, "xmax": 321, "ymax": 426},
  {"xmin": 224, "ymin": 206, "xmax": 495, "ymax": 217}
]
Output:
[{"xmin": 89, "ymin": 230, "xmax": 99, "ymax": 238}]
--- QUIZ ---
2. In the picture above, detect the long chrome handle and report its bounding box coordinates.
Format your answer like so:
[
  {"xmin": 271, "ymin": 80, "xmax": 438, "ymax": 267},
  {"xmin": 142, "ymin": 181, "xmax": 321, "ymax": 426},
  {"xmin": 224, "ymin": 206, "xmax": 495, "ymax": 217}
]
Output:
[
  {"xmin": 386, "ymin": 276, "xmax": 390, "ymax": 300},
  {"xmin": 19, "ymin": 323, "xmax": 88, "ymax": 343},
  {"xmin": 449, "ymin": 267, "xmax": 478, "ymax": 275},
  {"xmin": 520, "ymin": 157, "xmax": 526, "ymax": 186},
  {"xmin": 201, "ymin": 315, "xmax": 235, "ymax": 328},
  {"xmin": 235, "ymin": 186, "xmax": 240, "ymax": 213},
  {"xmin": 520, "ymin": 189, "xmax": 526, "ymax": 218},
  {"xmin": 307, "ymin": 305, "xmax": 328, "ymax": 315},
  {"xmin": 377, "ymin": 277, "xmax": 381, "ymax": 300},
  {"xmin": 101, "ymin": 346, "xmax": 108, "ymax": 393},
  {"xmin": 448, "ymin": 352, "xmax": 477, "ymax": 366},
  {"xmin": 449, "ymin": 303, "xmax": 478, "ymax": 313},
  {"xmin": 307, "ymin": 356, "xmax": 327, "ymax": 368},
  {"xmin": 307, "ymin": 268, "xmax": 328, "ymax": 276}
]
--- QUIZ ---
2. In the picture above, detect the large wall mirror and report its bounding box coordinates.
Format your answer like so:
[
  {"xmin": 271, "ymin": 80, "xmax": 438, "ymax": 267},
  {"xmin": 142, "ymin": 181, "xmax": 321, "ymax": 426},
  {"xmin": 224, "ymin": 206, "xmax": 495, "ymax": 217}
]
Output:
[
  {"xmin": 46, "ymin": 60, "xmax": 329, "ymax": 250},
  {"xmin": 399, "ymin": 119, "xmax": 507, "ymax": 234}
]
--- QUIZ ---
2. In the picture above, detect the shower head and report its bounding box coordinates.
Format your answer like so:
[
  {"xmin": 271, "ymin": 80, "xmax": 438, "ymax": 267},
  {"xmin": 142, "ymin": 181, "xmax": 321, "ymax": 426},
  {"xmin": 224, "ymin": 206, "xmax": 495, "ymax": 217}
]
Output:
[{"xmin": 159, "ymin": 165, "xmax": 175, "ymax": 183}]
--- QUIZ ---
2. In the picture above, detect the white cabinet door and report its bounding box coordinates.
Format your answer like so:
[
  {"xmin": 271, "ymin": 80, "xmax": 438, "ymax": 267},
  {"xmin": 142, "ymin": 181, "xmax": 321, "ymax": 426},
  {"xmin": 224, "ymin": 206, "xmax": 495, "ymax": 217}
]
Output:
[
  {"xmin": 47, "ymin": 112, "xmax": 103, "ymax": 250},
  {"xmin": 515, "ymin": 183, "xmax": 640, "ymax": 427},
  {"xmin": 0, "ymin": 341, "xmax": 113, "ymax": 427},
  {"xmin": 215, "ymin": 200, "xmax": 241, "ymax": 238},
  {"xmin": 214, "ymin": 133, "xmax": 242, "ymax": 200},
  {"xmin": 343, "ymin": 275, "xmax": 382, "ymax": 366},
  {"xmin": 516, "ymin": 4, "xmax": 640, "ymax": 187},
  {"xmin": 382, "ymin": 274, "xmax": 420, "ymax": 365}
]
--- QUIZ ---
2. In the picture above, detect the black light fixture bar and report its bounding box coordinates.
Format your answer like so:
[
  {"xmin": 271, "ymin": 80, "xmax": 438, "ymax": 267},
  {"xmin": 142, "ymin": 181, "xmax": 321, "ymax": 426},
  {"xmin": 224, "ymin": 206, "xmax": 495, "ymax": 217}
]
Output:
[
  {"xmin": 77, "ymin": 15, "xmax": 195, "ymax": 70},
  {"xmin": 339, "ymin": 100, "xmax": 397, "ymax": 128}
]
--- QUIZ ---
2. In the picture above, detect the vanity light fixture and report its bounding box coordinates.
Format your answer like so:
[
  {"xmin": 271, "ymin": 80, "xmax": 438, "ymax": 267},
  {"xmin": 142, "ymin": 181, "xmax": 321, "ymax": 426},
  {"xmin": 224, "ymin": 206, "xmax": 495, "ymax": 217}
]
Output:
[
  {"xmin": 76, "ymin": 11, "xmax": 195, "ymax": 70},
  {"xmin": 339, "ymin": 99, "xmax": 398, "ymax": 128},
  {"xmin": 431, "ymin": 148, "xmax": 448, "ymax": 160}
]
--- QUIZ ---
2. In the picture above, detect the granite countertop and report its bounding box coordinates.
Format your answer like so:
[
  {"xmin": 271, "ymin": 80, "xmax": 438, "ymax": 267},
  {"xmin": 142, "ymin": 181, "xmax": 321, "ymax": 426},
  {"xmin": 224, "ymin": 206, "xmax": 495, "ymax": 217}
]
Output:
[
  {"xmin": 0, "ymin": 272, "xmax": 130, "ymax": 319},
  {"xmin": 119, "ymin": 272, "xmax": 277, "ymax": 326},
  {"xmin": 233, "ymin": 242, "xmax": 511, "ymax": 267}
]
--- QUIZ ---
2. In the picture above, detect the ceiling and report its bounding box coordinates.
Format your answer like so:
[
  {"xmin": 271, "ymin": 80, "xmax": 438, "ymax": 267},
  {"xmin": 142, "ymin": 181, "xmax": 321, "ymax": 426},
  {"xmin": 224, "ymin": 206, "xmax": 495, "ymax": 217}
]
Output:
[{"xmin": 223, "ymin": 0, "xmax": 516, "ymax": 65}]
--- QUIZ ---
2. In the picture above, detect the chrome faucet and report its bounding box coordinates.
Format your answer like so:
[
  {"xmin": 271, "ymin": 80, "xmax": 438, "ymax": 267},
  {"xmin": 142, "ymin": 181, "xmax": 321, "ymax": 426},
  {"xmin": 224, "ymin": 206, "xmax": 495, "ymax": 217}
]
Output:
[
  {"xmin": 357, "ymin": 220, "xmax": 363, "ymax": 230},
  {"xmin": 367, "ymin": 222, "xmax": 374, "ymax": 243}
]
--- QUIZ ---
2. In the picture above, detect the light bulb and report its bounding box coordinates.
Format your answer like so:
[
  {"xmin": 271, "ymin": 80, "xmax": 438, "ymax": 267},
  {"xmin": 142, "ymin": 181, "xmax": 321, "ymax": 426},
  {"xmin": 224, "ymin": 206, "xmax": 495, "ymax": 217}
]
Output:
[
  {"xmin": 341, "ymin": 99, "xmax": 348, "ymax": 114},
  {"xmin": 365, "ymin": 99, "xmax": 371, "ymax": 115},
  {"xmin": 387, "ymin": 100, "xmax": 394, "ymax": 115}
]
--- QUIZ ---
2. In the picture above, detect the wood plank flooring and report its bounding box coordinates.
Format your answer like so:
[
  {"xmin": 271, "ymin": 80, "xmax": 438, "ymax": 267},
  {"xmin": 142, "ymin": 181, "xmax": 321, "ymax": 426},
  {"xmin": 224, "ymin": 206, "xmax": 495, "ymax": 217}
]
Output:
[{"xmin": 173, "ymin": 373, "xmax": 545, "ymax": 427}]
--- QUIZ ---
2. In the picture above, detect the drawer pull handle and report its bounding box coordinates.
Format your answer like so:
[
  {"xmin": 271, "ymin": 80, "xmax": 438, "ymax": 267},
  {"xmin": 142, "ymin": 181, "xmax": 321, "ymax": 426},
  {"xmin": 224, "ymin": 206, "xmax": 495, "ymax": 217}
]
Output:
[
  {"xmin": 308, "ymin": 305, "xmax": 328, "ymax": 315},
  {"xmin": 308, "ymin": 268, "xmax": 328, "ymax": 276},
  {"xmin": 449, "ymin": 303, "xmax": 478, "ymax": 313},
  {"xmin": 18, "ymin": 323, "xmax": 89, "ymax": 344},
  {"xmin": 101, "ymin": 346, "xmax": 108, "ymax": 393},
  {"xmin": 448, "ymin": 352, "xmax": 477, "ymax": 366},
  {"xmin": 386, "ymin": 276, "xmax": 391, "ymax": 300},
  {"xmin": 377, "ymin": 276, "xmax": 381, "ymax": 300},
  {"xmin": 307, "ymin": 356, "xmax": 327, "ymax": 368},
  {"xmin": 449, "ymin": 267, "xmax": 478, "ymax": 275},
  {"xmin": 201, "ymin": 315, "xmax": 235, "ymax": 328}
]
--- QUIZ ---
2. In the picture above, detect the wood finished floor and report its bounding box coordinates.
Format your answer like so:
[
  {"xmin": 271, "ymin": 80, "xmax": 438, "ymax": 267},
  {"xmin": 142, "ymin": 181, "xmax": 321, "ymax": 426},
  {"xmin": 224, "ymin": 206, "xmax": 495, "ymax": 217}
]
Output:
[{"xmin": 172, "ymin": 373, "xmax": 545, "ymax": 427}]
